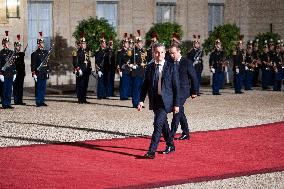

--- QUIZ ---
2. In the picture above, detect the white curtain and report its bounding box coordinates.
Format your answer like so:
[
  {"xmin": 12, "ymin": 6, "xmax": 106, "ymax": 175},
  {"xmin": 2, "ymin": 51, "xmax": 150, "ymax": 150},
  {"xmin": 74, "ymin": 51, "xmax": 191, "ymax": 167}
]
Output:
[
  {"xmin": 96, "ymin": 2, "xmax": 118, "ymax": 30},
  {"xmin": 28, "ymin": 2, "xmax": 52, "ymax": 55}
]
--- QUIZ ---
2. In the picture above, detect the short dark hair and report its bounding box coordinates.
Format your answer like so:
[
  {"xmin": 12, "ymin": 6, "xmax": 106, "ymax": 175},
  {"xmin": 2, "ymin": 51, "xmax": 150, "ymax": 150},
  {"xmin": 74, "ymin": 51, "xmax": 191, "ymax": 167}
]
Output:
[{"xmin": 169, "ymin": 43, "xmax": 181, "ymax": 51}]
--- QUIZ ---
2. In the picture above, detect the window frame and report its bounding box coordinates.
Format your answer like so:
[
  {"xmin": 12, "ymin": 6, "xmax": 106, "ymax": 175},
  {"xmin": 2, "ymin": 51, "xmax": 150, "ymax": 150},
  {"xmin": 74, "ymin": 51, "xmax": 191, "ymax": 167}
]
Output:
[
  {"xmin": 6, "ymin": 0, "xmax": 20, "ymax": 18},
  {"xmin": 156, "ymin": 1, "xmax": 176, "ymax": 23},
  {"xmin": 96, "ymin": 1, "xmax": 118, "ymax": 31},
  {"xmin": 208, "ymin": 3, "xmax": 224, "ymax": 35}
]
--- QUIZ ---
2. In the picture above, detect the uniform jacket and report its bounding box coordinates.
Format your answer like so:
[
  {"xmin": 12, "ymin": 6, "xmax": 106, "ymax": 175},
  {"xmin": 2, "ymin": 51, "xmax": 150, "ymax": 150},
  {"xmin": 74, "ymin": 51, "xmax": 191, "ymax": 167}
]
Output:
[
  {"xmin": 209, "ymin": 49, "xmax": 225, "ymax": 73},
  {"xmin": 31, "ymin": 48, "xmax": 50, "ymax": 79}
]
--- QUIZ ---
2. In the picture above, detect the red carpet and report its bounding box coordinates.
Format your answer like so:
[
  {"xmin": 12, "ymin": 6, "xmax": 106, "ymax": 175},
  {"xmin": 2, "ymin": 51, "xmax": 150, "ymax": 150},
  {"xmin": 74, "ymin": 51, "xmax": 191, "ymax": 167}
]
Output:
[{"xmin": 0, "ymin": 122, "xmax": 284, "ymax": 189}]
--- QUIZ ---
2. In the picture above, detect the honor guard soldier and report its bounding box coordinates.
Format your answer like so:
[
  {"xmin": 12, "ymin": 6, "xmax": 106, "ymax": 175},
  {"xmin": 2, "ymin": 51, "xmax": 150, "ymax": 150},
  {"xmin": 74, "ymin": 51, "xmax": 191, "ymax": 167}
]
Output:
[
  {"xmin": 209, "ymin": 39, "xmax": 225, "ymax": 95},
  {"xmin": 273, "ymin": 40, "xmax": 283, "ymax": 91},
  {"xmin": 31, "ymin": 32, "xmax": 51, "ymax": 107},
  {"xmin": 252, "ymin": 39, "xmax": 261, "ymax": 87},
  {"xmin": 244, "ymin": 40, "xmax": 254, "ymax": 90},
  {"xmin": 13, "ymin": 34, "xmax": 26, "ymax": 105},
  {"xmin": 146, "ymin": 32, "xmax": 158, "ymax": 63},
  {"xmin": 106, "ymin": 36, "xmax": 116, "ymax": 97},
  {"xmin": 232, "ymin": 36, "xmax": 246, "ymax": 94},
  {"xmin": 117, "ymin": 33, "xmax": 132, "ymax": 100},
  {"xmin": 0, "ymin": 31, "xmax": 17, "ymax": 109},
  {"xmin": 130, "ymin": 30, "xmax": 147, "ymax": 108},
  {"xmin": 268, "ymin": 39, "xmax": 276, "ymax": 86},
  {"xmin": 73, "ymin": 32, "xmax": 92, "ymax": 103},
  {"xmin": 187, "ymin": 34, "xmax": 203, "ymax": 96},
  {"xmin": 260, "ymin": 41, "xmax": 273, "ymax": 90},
  {"xmin": 94, "ymin": 32, "xmax": 108, "ymax": 99}
]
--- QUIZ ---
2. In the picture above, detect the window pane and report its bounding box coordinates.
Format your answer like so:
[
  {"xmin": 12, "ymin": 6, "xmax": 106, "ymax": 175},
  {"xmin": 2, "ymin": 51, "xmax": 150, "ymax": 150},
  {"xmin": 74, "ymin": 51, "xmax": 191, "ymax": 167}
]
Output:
[
  {"xmin": 156, "ymin": 2, "xmax": 176, "ymax": 23},
  {"xmin": 96, "ymin": 1, "xmax": 118, "ymax": 30},
  {"xmin": 208, "ymin": 4, "xmax": 224, "ymax": 34},
  {"xmin": 6, "ymin": 0, "xmax": 19, "ymax": 18}
]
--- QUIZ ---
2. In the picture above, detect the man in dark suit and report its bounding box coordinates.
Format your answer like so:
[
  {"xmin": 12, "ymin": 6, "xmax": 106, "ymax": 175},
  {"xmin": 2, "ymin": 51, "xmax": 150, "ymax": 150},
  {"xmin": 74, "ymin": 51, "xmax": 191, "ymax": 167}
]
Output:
[
  {"xmin": 169, "ymin": 44, "xmax": 198, "ymax": 140},
  {"xmin": 138, "ymin": 43, "xmax": 180, "ymax": 159}
]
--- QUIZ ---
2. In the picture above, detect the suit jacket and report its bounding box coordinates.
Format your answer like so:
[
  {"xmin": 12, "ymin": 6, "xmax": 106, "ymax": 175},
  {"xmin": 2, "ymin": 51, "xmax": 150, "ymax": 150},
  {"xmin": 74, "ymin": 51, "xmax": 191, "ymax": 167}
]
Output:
[
  {"xmin": 140, "ymin": 61, "xmax": 180, "ymax": 113},
  {"xmin": 177, "ymin": 57, "xmax": 198, "ymax": 99}
]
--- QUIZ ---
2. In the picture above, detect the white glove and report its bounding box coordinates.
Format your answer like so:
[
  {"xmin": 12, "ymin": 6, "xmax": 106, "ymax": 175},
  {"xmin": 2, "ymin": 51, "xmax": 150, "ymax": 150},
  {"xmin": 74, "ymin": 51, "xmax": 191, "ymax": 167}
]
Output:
[
  {"xmin": 78, "ymin": 69, "xmax": 83, "ymax": 77},
  {"xmin": 98, "ymin": 71, "xmax": 103, "ymax": 78},
  {"xmin": 132, "ymin": 65, "xmax": 138, "ymax": 69},
  {"xmin": 245, "ymin": 66, "xmax": 249, "ymax": 71},
  {"xmin": 236, "ymin": 68, "xmax": 240, "ymax": 74},
  {"xmin": 0, "ymin": 75, "xmax": 4, "ymax": 82},
  {"xmin": 211, "ymin": 68, "xmax": 215, "ymax": 74},
  {"xmin": 13, "ymin": 74, "xmax": 16, "ymax": 82},
  {"xmin": 119, "ymin": 71, "xmax": 122, "ymax": 77},
  {"xmin": 33, "ymin": 74, "xmax": 37, "ymax": 82}
]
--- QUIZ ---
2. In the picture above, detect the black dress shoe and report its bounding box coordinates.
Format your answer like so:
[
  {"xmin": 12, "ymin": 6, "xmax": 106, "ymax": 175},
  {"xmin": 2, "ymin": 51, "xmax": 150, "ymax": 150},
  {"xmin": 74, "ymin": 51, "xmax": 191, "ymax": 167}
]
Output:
[
  {"xmin": 41, "ymin": 103, "xmax": 48, "ymax": 106},
  {"xmin": 177, "ymin": 134, "xmax": 190, "ymax": 140},
  {"xmin": 19, "ymin": 102, "xmax": 26, "ymax": 105},
  {"xmin": 143, "ymin": 152, "xmax": 155, "ymax": 159},
  {"xmin": 84, "ymin": 101, "xmax": 91, "ymax": 104},
  {"xmin": 213, "ymin": 93, "xmax": 221, "ymax": 95},
  {"xmin": 7, "ymin": 106, "xmax": 14, "ymax": 109},
  {"xmin": 163, "ymin": 145, "xmax": 175, "ymax": 154}
]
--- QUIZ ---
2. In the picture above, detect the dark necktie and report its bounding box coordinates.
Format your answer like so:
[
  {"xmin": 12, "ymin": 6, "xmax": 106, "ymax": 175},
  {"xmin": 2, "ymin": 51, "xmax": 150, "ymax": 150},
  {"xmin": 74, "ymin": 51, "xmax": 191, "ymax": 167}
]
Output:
[{"xmin": 153, "ymin": 64, "xmax": 161, "ymax": 91}]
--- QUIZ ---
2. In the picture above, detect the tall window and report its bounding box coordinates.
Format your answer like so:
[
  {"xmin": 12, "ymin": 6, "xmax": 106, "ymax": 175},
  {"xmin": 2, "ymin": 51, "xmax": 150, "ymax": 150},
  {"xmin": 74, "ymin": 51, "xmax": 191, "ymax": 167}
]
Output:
[
  {"xmin": 6, "ymin": 0, "xmax": 20, "ymax": 18},
  {"xmin": 208, "ymin": 3, "xmax": 224, "ymax": 34},
  {"xmin": 96, "ymin": 1, "xmax": 118, "ymax": 30},
  {"xmin": 156, "ymin": 2, "xmax": 176, "ymax": 23},
  {"xmin": 28, "ymin": 1, "xmax": 52, "ymax": 54}
]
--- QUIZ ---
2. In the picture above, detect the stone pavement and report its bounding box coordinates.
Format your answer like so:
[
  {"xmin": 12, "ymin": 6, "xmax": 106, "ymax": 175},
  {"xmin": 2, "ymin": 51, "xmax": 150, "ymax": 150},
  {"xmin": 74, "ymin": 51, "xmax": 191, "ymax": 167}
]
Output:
[{"xmin": 0, "ymin": 87, "xmax": 283, "ymax": 188}]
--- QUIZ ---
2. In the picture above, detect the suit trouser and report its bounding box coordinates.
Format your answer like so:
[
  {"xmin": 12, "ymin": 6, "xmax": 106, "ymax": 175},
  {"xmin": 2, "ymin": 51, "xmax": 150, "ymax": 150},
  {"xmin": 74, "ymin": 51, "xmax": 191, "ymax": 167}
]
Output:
[
  {"xmin": 171, "ymin": 98, "xmax": 188, "ymax": 137},
  {"xmin": 36, "ymin": 79, "xmax": 47, "ymax": 105},
  {"xmin": 148, "ymin": 97, "xmax": 174, "ymax": 153},
  {"xmin": 2, "ymin": 77, "xmax": 13, "ymax": 108},
  {"xmin": 131, "ymin": 76, "xmax": 143, "ymax": 108},
  {"xmin": 13, "ymin": 75, "xmax": 25, "ymax": 103}
]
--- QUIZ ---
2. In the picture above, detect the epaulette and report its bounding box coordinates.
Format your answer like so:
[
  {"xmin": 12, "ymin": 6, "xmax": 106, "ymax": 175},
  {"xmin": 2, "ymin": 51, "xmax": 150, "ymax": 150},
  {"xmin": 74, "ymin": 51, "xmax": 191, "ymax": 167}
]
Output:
[
  {"xmin": 72, "ymin": 49, "xmax": 77, "ymax": 56},
  {"xmin": 233, "ymin": 51, "xmax": 237, "ymax": 55},
  {"xmin": 95, "ymin": 49, "xmax": 100, "ymax": 52},
  {"xmin": 117, "ymin": 49, "xmax": 122, "ymax": 52}
]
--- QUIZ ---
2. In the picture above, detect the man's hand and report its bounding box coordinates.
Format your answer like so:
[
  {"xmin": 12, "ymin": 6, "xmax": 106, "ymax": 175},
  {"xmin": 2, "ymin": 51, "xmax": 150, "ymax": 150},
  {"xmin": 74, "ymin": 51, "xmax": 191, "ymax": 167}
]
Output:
[
  {"xmin": 173, "ymin": 106, "xmax": 179, "ymax": 114},
  {"xmin": 191, "ymin": 94, "xmax": 197, "ymax": 99},
  {"xmin": 13, "ymin": 74, "xmax": 16, "ymax": 82},
  {"xmin": 33, "ymin": 74, "xmax": 37, "ymax": 82},
  {"xmin": 0, "ymin": 75, "xmax": 4, "ymax": 82},
  {"xmin": 137, "ymin": 102, "xmax": 144, "ymax": 111},
  {"xmin": 98, "ymin": 71, "xmax": 103, "ymax": 77}
]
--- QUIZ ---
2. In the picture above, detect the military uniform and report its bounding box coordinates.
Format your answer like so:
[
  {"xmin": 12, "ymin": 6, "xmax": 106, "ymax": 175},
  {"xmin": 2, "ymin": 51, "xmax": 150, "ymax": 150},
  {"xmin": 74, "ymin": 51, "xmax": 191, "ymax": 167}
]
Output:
[
  {"xmin": 252, "ymin": 40, "xmax": 260, "ymax": 86},
  {"xmin": 244, "ymin": 50, "xmax": 254, "ymax": 90},
  {"xmin": 209, "ymin": 47, "xmax": 225, "ymax": 95},
  {"xmin": 95, "ymin": 47, "xmax": 108, "ymax": 99},
  {"xmin": 233, "ymin": 49, "xmax": 246, "ymax": 94},
  {"xmin": 0, "ymin": 31, "xmax": 17, "ymax": 109},
  {"xmin": 31, "ymin": 47, "xmax": 50, "ymax": 106},
  {"xmin": 0, "ymin": 47, "xmax": 16, "ymax": 108},
  {"xmin": 13, "ymin": 50, "xmax": 26, "ymax": 105},
  {"xmin": 273, "ymin": 44, "xmax": 283, "ymax": 91},
  {"xmin": 187, "ymin": 47, "xmax": 203, "ymax": 95},
  {"xmin": 260, "ymin": 46, "xmax": 273, "ymax": 90},
  {"xmin": 74, "ymin": 47, "xmax": 92, "ymax": 103},
  {"xmin": 106, "ymin": 46, "xmax": 116, "ymax": 97},
  {"xmin": 117, "ymin": 47, "xmax": 132, "ymax": 100},
  {"xmin": 130, "ymin": 45, "xmax": 147, "ymax": 108}
]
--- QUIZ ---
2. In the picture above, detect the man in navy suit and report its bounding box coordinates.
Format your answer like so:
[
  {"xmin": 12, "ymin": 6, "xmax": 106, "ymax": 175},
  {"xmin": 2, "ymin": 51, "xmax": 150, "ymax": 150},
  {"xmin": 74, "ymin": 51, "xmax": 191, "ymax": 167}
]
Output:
[
  {"xmin": 138, "ymin": 43, "xmax": 180, "ymax": 159},
  {"xmin": 169, "ymin": 44, "xmax": 198, "ymax": 140}
]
